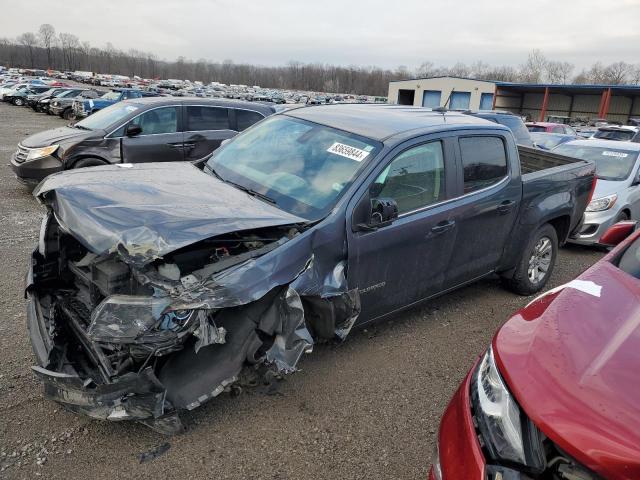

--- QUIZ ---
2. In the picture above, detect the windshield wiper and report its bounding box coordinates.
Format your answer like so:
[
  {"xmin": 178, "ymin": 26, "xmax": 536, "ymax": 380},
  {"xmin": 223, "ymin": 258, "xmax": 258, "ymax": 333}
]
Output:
[
  {"xmin": 230, "ymin": 182, "xmax": 277, "ymax": 204},
  {"xmin": 205, "ymin": 165, "xmax": 277, "ymax": 204},
  {"xmin": 73, "ymin": 124, "xmax": 92, "ymax": 130}
]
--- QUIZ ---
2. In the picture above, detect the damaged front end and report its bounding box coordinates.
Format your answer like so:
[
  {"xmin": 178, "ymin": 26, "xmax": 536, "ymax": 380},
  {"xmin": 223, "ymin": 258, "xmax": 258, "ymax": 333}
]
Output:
[{"xmin": 27, "ymin": 166, "xmax": 361, "ymax": 433}]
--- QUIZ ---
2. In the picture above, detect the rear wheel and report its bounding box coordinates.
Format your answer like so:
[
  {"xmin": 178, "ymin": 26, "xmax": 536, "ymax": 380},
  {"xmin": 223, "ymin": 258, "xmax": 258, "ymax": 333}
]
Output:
[
  {"xmin": 62, "ymin": 108, "xmax": 75, "ymax": 120},
  {"xmin": 502, "ymin": 223, "xmax": 558, "ymax": 295},
  {"xmin": 13, "ymin": 97, "xmax": 24, "ymax": 106}
]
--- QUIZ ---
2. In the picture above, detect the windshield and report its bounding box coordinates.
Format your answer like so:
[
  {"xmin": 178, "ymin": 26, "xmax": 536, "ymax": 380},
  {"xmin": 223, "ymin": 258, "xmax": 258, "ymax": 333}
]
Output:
[
  {"xmin": 554, "ymin": 144, "xmax": 639, "ymax": 181},
  {"xmin": 531, "ymin": 133, "xmax": 570, "ymax": 150},
  {"xmin": 57, "ymin": 90, "xmax": 78, "ymax": 98},
  {"xmin": 75, "ymin": 102, "xmax": 140, "ymax": 131},
  {"xmin": 101, "ymin": 91, "xmax": 122, "ymax": 101},
  {"xmin": 593, "ymin": 129, "xmax": 635, "ymax": 141},
  {"xmin": 496, "ymin": 116, "xmax": 533, "ymax": 146},
  {"xmin": 206, "ymin": 115, "xmax": 381, "ymax": 220}
]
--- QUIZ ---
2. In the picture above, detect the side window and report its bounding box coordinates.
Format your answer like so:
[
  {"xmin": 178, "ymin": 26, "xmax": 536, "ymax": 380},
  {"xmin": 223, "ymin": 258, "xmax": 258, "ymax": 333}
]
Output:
[
  {"xmin": 459, "ymin": 136, "xmax": 508, "ymax": 194},
  {"xmin": 186, "ymin": 106, "xmax": 230, "ymax": 131},
  {"xmin": 237, "ymin": 109, "xmax": 265, "ymax": 131},
  {"xmin": 130, "ymin": 107, "xmax": 178, "ymax": 135},
  {"xmin": 552, "ymin": 126, "xmax": 564, "ymax": 133},
  {"xmin": 370, "ymin": 142, "xmax": 445, "ymax": 215}
]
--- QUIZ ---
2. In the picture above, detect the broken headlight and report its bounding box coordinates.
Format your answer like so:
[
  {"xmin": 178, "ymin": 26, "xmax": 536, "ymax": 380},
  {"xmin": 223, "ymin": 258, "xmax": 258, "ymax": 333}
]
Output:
[
  {"xmin": 471, "ymin": 347, "xmax": 545, "ymax": 473},
  {"xmin": 88, "ymin": 295, "xmax": 194, "ymax": 343}
]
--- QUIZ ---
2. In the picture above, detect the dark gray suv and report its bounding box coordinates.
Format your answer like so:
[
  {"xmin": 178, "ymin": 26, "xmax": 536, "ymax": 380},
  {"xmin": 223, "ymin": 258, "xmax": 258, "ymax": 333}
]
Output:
[{"xmin": 10, "ymin": 97, "xmax": 276, "ymax": 186}]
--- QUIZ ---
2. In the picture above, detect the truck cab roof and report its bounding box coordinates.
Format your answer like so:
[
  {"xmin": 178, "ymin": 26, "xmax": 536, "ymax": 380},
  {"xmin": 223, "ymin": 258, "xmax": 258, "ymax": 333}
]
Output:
[{"xmin": 283, "ymin": 104, "xmax": 504, "ymax": 142}]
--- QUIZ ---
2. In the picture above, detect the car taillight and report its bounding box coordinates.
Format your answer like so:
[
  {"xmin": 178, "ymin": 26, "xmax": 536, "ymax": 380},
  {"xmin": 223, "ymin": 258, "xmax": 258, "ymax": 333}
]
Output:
[{"xmin": 586, "ymin": 176, "xmax": 597, "ymax": 204}]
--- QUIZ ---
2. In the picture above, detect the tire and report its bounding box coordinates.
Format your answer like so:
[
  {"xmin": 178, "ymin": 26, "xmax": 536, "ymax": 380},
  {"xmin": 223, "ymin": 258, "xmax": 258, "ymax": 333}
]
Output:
[
  {"xmin": 72, "ymin": 158, "xmax": 108, "ymax": 170},
  {"xmin": 615, "ymin": 211, "xmax": 630, "ymax": 222},
  {"xmin": 502, "ymin": 223, "xmax": 558, "ymax": 295},
  {"xmin": 62, "ymin": 108, "xmax": 75, "ymax": 121},
  {"xmin": 13, "ymin": 97, "xmax": 24, "ymax": 106}
]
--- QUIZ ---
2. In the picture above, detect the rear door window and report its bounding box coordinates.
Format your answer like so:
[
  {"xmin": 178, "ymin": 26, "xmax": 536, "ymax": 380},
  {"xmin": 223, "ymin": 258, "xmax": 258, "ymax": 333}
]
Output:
[
  {"xmin": 459, "ymin": 136, "xmax": 508, "ymax": 193},
  {"xmin": 186, "ymin": 106, "xmax": 230, "ymax": 131},
  {"xmin": 236, "ymin": 109, "xmax": 265, "ymax": 131}
]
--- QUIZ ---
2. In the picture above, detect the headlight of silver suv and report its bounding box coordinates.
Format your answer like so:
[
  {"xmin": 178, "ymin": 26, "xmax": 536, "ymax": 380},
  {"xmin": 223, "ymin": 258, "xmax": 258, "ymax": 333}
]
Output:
[
  {"xmin": 471, "ymin": 347, "xmax": 545, "ymax": 473},
  {"xmin": 586, "ymin": 194, "xmax": 617, "ymax": 212}
]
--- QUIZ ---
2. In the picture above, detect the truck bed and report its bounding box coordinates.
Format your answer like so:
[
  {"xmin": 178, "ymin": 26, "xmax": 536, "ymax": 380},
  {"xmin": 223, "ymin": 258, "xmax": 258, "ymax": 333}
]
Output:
[
  {"xmin": 518, "ymin": 145, "xmax": 584, "ymax": 175},
  {"xmin": 517, "ymin": 145, "xmax": 595, "ymax": 243}
]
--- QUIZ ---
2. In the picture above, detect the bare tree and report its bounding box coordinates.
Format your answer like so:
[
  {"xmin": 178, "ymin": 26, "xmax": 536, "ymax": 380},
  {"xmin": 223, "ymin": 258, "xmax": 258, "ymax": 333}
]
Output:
[
  {"xmin": 546, "ymin": 61, "xmax": 574, "ymax": 84},
  {"xmin": 416, "ymin": 61, "xmax": 436, "ymax": 78},
  {"xmin": 604, "ymin": 61, "xmax": 632, "ymax": 84},
  {"xmin": 17, "ymin": 32, "xmax": 39, "ymax": 67},
  {"xmin": 38, "ymin": 24, "xmax": 56, "ymax": 68},
  {"xmin": 520, "ymin": 49, "xmax": 547, "ymax": 83},
  {"xmin": 449, "ymin": 62, "xmax": 471, "ymax": 78},
  {"xmin": 59, "ymin": 32, "xmax": 80, "ymax": 70},
  {"xmin": 631, "ymin": 64, "xmax": 640, "ymax": 85}
]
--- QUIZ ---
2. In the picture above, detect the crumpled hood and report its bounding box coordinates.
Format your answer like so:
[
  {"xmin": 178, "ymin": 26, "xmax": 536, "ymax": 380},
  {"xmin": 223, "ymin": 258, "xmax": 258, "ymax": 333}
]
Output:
[
  {"xmin": 21, "ymin": 126, "xmax": 92, "ymax": 148},
  {"xmin": 494, "ymin": 259, "xmax": 640, "ymax": 479},
  {"xmin": 34, "ymin": 162, "xmax": 306, "ymax": 264}
]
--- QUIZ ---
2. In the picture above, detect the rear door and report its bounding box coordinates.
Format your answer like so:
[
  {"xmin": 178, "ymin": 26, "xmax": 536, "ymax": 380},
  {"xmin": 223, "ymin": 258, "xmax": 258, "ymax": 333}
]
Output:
[
  {"xmin": 120, "ymin": 106, "xmax": 184, "ymax": 163},
  {"xmin": 347, "ymin": 135, "xmax": 459, "ymax": 322},
  {"xmin": 183, "ymin": 105, "xmax": 237, "ymax": 163},
  {"xmin": 443, "ymin": 132, "xmax": 521, "ymax": 289}
]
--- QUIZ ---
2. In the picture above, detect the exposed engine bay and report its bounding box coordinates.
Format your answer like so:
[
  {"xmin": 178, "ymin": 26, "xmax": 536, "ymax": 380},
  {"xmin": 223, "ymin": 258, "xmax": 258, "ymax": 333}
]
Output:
[{"xmin": 27, "ymin": 212, "xmax": 360, "ymax": 433}]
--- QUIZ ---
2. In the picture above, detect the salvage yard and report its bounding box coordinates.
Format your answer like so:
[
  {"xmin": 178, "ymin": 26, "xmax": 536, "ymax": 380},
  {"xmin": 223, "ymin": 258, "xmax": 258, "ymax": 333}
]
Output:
[{"xmin": 0, "ymin": 101, "xmax": 602, "ymax": 479}]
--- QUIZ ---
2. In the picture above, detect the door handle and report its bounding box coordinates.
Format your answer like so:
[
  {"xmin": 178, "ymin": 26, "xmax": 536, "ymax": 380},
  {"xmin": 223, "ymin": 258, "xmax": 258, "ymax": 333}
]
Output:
[
  {"xmin": 167, "ymin": 143, "xmax": 183, "ymax": 149},
  {"xmin": 430, "ymin": 220, "xmax": 456, "ymax": 235},
  {"xmin": 497, "ymin": 200, "xmax": 516, "ymax": 215}
]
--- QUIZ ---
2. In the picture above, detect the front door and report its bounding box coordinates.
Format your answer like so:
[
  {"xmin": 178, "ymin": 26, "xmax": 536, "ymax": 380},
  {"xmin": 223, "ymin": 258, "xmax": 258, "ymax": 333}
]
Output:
[
  {"xmin": 443, "ymin": 133, "xmax": 521, "ymax": 289},
  {"xmin": 121, "ymin": 106, "xmax": 184, "ymax": 163},
  {"xmin": 347, "ymin": 138, "xmax": 459, "ymax": 323},
  {"xmin": 183, "ymin": 105, "xmax": 237, "ymax": 163}
]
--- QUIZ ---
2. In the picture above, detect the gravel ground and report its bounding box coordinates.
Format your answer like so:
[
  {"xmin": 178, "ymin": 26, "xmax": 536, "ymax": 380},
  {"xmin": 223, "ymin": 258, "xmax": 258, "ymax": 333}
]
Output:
[{"xmin": 0, "ymin": 101, "xmax": 603, "ymax": 479}]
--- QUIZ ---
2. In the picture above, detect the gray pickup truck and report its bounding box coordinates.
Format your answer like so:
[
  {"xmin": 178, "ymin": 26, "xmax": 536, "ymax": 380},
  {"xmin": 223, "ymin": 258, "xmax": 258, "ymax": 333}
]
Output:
[{"xmin": 26, "ymin": 105, "xmax": 595, "ymax": 432}]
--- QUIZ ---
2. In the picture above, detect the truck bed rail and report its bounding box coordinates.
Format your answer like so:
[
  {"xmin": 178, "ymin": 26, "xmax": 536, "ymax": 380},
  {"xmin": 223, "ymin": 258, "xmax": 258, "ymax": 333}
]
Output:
[{"xmin": 518, "ymin": 145, "xmax": 581, "ymax": 174}]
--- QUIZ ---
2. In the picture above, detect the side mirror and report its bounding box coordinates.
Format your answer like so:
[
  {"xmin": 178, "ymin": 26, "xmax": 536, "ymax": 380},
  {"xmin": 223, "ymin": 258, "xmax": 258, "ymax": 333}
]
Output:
[
  {"xmin": 600, "ymin": 221, "xmax": 637, "ymax": 246},
  {"xmin": 632, "ymin": 171, "xmax": 640, "ymax": 186},
  {"xmin": 126, "ymin": 124, "xmax": 142, "ymax": 137},
  {"xmin": 221, "ymin": 138, "xmax": 232, "ymax": 147},
  {"xmin": 353, "ymin": 195, "xmax": 399, "ymax": 232}
]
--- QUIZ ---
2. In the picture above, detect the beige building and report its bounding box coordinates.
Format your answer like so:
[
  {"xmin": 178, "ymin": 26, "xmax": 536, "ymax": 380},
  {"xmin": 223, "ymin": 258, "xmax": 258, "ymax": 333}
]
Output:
[
  {"xmin": 388, "ymin": 76, "xmax": 640, "ymax": 124},
  {"xmin": 388, "ymin": 76, "xmax": 497, "ymax": 110}
]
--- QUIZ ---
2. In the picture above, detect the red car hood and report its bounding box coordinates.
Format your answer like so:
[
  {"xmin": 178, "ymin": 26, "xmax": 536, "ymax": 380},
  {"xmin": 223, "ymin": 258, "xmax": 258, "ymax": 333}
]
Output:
[{"xmin": 494, "ymin": 257, "xmax": 640, "ymax": 479}]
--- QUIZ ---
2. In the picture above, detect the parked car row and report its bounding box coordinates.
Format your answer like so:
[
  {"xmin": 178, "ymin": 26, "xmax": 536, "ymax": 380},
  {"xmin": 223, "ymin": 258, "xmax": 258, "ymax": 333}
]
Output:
[{"xmin": 5, "ymin": 67, "xmax": 385, "ymax": 107}]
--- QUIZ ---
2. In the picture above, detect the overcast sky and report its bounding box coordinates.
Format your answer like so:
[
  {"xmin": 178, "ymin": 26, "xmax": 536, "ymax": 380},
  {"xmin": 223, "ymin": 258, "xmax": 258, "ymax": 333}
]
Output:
[{"xmin": 4, "ymin": 0, "xmax": 640, "ymax": 70}]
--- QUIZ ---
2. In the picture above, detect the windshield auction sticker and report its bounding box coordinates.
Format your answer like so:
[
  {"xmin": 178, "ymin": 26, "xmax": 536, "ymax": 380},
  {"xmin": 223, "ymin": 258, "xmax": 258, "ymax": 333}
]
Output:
[
  {"xmin": 602, "ymin": 151, "xmax": 629, "ymax": 158},
  {"xmin": 327, "ymin": 142, "xmax": 370, "ymax": 162}
]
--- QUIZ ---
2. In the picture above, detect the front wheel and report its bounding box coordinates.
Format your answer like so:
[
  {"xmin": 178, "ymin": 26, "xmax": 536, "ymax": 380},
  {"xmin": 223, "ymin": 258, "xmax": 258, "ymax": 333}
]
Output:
[
  {"xmin": 62, "ymin": 108, "xmax": 75, "ymax": 120},
  {"xmin": 502, "ymin": 223, "xmax": 558, "ymax": 295},
  {"xmin": 13, "ymin": 98, "xmax": 24, "ymax": 106},
  {"xmin": 72, "ymin": 158, "xmax": 108, "ymax": 169}
]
